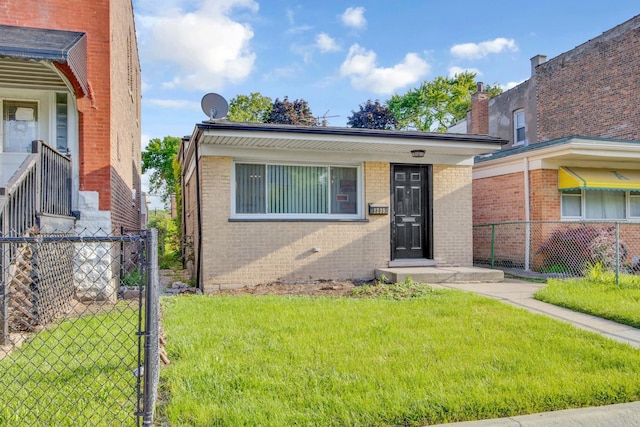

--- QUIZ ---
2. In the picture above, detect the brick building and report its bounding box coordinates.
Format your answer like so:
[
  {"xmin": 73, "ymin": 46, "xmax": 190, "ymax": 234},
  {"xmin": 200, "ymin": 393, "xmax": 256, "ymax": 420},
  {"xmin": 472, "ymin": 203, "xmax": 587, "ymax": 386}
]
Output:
[
  {"xmin": 0, "ymin": 0, "xmax": 142, "ymax": 232},
  {"xmin": 451, "ymin": 14, "xmax": 640, "ymax": 272},
  {"xmin": 456, "ymin": 14, "xmax": 640, "ymax": 225},
  {"xmin": 180, "ymin": 121, "xmax": 504, "ymax": 291}
]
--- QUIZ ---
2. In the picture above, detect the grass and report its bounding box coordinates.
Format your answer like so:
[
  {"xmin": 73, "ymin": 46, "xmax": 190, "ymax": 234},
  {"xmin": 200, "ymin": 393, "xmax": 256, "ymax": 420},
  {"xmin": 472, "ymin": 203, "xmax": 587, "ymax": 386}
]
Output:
[
  {"xmin": 0, "ymin": 303, "xmax": 140, "ymax": 426},
  {"xmin": 158, "ymin": 286, "xmax": 640, "ymax": 426},
  {"xmin": 504, "ymin": 273, "xmax": 547, "ymax": 284},
  {"xmin": 534, "ymin": 266, "xmax": 640, "ymax": 328}
]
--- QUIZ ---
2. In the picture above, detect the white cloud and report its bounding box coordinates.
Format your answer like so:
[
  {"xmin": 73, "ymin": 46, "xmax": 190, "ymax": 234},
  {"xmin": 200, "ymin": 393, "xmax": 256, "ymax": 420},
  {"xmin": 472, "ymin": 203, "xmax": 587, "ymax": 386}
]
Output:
[
  {"xmin": 448, "ymin": 66, "xmax": 482, "ymax": 78},
  {"xmin": 141, "ymin": 78, "xmax": 151, "ymax": 94},
  {"xmin": 145, "ymin": 98, "xmax": 201, "ymax": 111},
  {"xmin": 286, "ymin": 25, "xmax": 313, "ymax": 35},
  {"xmin": 340, "ymin": 44, "xmax": 429, "ymax": 95},
  {"xmin": 137, "ymin": 0, "xmax": 259, "ymax": 91},
  {"xmin": 286, "ymin": 8, "xmax": 295, "ymax": 25},
  {"xmin": 263, "ymin": 65, "xmax": 301, "ymax": 81},
  {"xmin": 450, "ymin": 37, "xmax": 518, "ymax": 60},
  {"xmin": 289, "ymin": 43, "xmax": 313, "ymax": 63},
  {"xmin": 141, "ymin": 133, "xmax": 151, "ymax": 151},
  {"xmin": 315, "ymin": 33, "xmax": 340, "ymax": 53},
  {"xmin": 502, "ymin": 80, "xmax": 525, "ymax": 90},
  {"xmin": 340, "ymin": 7, "xmax": 366, "ymax": 29}
]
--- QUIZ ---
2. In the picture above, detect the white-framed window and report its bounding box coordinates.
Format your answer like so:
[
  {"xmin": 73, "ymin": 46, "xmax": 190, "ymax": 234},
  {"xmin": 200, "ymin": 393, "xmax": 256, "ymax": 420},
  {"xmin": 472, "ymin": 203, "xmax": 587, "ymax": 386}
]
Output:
[
  {"xmin": 630, "ymin": 191, "xmax": 640, "ymax": 217},
  {"xmin": 513, "ymin": 109, "xmax": 526, "ymax": 146},
  {"xmin": 0, "ymin": 89, "xmax": 72, "ymax": 154},
  {"xmin": 2, "ymin": 99, "xmax": 39, "ymax": 153},
  {"xmin": 55, "ymin": 92, "xmax": 68, "ymax": 152},
  {"xmin": 561, "ymin": 190, "xmax": 582, "ymax": 218},
  {"xmin": 232, "ymin": 162, "xmax": 363, "ymax": 219},
  {"xmin": 561, "ymin": 190, "xmax": 640, "ymax": 220}
]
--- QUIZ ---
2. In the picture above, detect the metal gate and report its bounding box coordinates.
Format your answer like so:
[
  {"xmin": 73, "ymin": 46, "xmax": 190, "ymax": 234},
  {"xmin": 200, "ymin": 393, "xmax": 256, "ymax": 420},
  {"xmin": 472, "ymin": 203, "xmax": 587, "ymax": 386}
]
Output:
[{"xmin": 0, "ymin": 229, "xmax": 159, "ymax": 426}]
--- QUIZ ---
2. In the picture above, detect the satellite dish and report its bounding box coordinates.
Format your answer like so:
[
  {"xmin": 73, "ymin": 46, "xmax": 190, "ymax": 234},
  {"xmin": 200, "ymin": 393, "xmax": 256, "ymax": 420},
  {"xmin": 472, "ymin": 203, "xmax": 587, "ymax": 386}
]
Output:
[{"xmin": 201, "ymin": 93, "xmax": 229, "ymax": 120}]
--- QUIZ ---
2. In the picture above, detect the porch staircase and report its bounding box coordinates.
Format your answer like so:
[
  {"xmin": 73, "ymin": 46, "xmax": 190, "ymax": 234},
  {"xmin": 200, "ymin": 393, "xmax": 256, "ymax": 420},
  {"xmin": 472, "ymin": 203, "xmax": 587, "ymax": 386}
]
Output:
[
  {"xmin": 1, "ymin": 141, "xmax": 74, "ymax": 344},
  {"xmin": 0, "ymin": 140, "xmax": 72, "ymax": 236}
]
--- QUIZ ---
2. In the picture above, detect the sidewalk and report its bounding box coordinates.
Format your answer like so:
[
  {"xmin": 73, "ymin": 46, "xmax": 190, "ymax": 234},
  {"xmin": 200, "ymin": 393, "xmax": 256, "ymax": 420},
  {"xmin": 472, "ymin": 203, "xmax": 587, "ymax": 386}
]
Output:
[{"xmin": 428, "ymin": 279, "xmax": 640, "ymax": 426}]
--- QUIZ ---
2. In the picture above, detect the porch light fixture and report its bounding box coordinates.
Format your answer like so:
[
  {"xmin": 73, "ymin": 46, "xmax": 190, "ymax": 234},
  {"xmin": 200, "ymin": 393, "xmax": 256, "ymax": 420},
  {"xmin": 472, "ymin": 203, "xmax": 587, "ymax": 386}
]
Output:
[{"xmin": 411, "ymin": 149, "xmax": 425, "ymax": 158}]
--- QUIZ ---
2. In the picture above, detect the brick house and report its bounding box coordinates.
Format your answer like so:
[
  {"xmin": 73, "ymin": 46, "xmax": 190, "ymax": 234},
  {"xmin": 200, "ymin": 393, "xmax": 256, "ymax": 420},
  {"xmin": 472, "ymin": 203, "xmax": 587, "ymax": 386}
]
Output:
[
  {"xmin": 454, "ymin": 14, "xmax": 640, "ymax": 225},
  {"xmin": 0, "ymin": 0, "xmax": 142, "ymax": 233},
  {"xmin": 180, "ymin": 121, "xmax": 505, "ymax": 291},
  {"xmin": 451, "ymin": 14, "xmax": 640, "ymax": 271}
]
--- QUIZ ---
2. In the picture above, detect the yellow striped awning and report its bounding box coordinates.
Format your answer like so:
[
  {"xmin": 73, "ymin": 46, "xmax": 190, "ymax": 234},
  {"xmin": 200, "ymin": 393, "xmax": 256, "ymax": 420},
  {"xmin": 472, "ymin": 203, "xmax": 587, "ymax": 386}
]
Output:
[{"xmin": 558, "ymin": 167, "xmax": 640, "ymax": 191}]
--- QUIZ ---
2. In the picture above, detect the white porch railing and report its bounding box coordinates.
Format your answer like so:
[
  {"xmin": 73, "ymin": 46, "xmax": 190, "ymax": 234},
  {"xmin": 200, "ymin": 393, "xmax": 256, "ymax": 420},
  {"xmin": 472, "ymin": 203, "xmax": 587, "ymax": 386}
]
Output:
[{"xmin": 0, "ymin": 140, "xmax": 72, "ymax": 237}]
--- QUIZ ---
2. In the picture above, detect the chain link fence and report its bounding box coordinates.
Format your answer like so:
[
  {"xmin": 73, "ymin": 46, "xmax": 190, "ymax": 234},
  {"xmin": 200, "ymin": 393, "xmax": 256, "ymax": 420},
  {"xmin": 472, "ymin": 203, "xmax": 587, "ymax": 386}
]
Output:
[
  {"xmin": 474, "ymin": 221, "xmax": 640, "ymax": 280},
  {"xmin": 0, "ymin": 228, "xmax": 159, "ymax": 426}
]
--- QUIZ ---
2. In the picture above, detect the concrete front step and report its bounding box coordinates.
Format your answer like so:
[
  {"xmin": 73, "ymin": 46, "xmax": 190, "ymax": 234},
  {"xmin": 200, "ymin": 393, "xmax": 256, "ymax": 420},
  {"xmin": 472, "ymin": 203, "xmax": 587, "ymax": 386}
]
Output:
[{"xmin": 375, "ymin": 266, "xmax": 504, "ymax": 284}]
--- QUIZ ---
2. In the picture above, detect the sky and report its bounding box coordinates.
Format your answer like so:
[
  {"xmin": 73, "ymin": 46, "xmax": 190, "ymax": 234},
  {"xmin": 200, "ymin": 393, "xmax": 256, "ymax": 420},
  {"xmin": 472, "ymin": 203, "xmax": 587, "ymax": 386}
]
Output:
[{"xmin": 133, "ymin": 0, "xmax": 639, "ymax": 209}]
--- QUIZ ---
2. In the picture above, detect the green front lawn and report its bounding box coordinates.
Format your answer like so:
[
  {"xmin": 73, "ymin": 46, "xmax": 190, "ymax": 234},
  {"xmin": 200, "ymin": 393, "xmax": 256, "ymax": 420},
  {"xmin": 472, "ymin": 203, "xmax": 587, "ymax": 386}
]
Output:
[
  {"xmin": 534, "ymin": 272, "xmax": 640, "ymax": 328},
  {"xmin": 159, "ymin": 286, "xmax": 640, "ymax": 426},
  {"xmin": 0, "ymin": 303, "xmax": 139, "ymax": 426}
]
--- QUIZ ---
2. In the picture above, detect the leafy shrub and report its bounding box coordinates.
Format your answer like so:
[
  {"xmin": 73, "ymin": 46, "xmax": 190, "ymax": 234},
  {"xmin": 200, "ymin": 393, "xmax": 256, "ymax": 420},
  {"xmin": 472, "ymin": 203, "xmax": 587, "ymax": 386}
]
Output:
[
  {"xmin": 589, "ymin": 227, "xmax": 627, "ymax": 270},
  {"xmin": 536, "ymin": 225, "xmax": 626, "ymax": 275},
  {"xmin": 121, "ymin": 267, "xmax": 142, "ymax": 287}
]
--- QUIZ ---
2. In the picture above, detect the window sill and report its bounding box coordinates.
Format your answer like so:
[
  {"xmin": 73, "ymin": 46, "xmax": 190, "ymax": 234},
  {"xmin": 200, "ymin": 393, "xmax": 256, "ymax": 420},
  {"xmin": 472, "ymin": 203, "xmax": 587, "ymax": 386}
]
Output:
[
  {"xmin": 229, "ymin": 218, "xmax": 369, "ymax": 223},
  {"xmin": 560, "ymin": 218, "xmax": 640, "ymax": 222}
]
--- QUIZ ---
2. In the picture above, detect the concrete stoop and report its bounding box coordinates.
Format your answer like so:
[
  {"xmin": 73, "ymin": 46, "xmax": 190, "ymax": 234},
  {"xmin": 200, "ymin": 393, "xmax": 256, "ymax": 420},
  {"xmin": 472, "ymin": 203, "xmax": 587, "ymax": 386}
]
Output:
[{"xmin": 375, "ymin": 266, "xmax": 504, "ymax": 284}]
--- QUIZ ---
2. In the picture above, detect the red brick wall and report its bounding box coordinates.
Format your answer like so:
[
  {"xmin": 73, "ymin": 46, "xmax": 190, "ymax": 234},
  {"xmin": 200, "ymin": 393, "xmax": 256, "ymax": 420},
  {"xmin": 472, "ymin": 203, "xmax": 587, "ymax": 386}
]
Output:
[
  {"xmin": 473, "ymin": 169, "xmax": 561, "ymax": 225},
  {"xmin": 109, "ymin": 0, "xmax": 142, "ymax": 231},
  {"xmin": 529, "ymin": 169, "xmax": 561, "ymax": 221},
  {"xmin": 472, "ymin": 172, "xmax": 526, "ymax": 225},
  {"xmin": 2, "ymin": 0, "xmax": 142, "ymax": 230},
  {"xmin": 536, "ymin": 16, "xmax": 640, "ymax": 142}
]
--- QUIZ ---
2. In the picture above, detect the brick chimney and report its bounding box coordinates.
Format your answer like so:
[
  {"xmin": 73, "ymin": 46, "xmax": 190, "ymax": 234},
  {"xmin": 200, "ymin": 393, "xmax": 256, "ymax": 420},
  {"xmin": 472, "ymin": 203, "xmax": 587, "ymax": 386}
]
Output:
[
  {"xmin": 530, "ymin": 54, "xmax": 547, "ymax": 76},
  {"xmin": 470, "ymin": 82, "xmax": 489, "ymax": 135}
]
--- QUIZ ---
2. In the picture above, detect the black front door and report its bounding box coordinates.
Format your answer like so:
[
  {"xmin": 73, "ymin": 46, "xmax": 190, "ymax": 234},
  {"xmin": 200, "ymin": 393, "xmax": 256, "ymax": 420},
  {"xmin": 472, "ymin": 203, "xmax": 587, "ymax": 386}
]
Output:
[{"xmin": 391, "ymin": 164, "xmax": 432, "ymax": 260}]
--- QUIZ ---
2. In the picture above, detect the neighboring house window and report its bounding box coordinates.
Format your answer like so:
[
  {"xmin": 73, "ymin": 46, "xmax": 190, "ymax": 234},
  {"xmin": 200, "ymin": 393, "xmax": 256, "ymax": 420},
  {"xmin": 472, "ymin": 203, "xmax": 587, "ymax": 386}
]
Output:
[
  {"xmin": 561, "ymin": 190, "xmax": 640, "ymax": 220},
  {"xmin": 630, "ymin": 191, "xmax": 640, "ymax": 217},
  {"xmin": 2, "ymin": 99, "xmax": 38, "ymax": 153},
  {"xmin": 1, "ymin": 91, "xmax": 71, "ymax": 155},
  {"xmin": 561, "ymin": 190, "xmax": 582, "ymax": 217},
  {"xmin": 234, "ymin": 163, "xmax": 361, "ymax": 218},
  {"xmin": 55, "ymin": 93, "xmax": 68, "ymax": 152},
  {"xmin": 513, "ymin": 110, "xmax": 526, "ymax": 146}
]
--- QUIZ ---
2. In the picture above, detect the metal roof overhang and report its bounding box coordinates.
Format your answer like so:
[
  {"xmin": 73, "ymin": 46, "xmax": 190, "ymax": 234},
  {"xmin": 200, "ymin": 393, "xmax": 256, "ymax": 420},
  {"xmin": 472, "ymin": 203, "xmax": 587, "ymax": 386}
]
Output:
[
  {"xmin": 194, "ymin": 122, "xmax": 506, "ymax": 165},
  {"xmin": 0, "ymin": 24, "xmax": 88, "ymax": 96},
  {"xmin": 558, "ymin": 167, "xmax": 640, "ymax": 192},
  {"xmin": 474, "ymin": 136, "xmax": 640, "ymax": 179}
]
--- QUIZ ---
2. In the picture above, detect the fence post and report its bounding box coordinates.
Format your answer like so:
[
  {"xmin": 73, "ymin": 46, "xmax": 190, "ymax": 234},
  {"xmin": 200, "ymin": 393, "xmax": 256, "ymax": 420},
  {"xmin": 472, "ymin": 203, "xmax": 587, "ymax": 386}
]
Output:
[
  {"xmin": 120, "ymin": 225, "xmax": 125, "ymax": 285},
  {"xmin": 142, "ymin": 228, "xmax": 159, "ymax": 426},
  {"xmin": 615, "ymin": 223, "xmax": 620, "ymax": 286},
  {"xmin": 490, "ymin": 224, "xmax": 495, "ymax": 269},
  {"xmin": 525, "ymin": 222, "xmax": 531, "ymax": 271},
  {"xmin": 0, "ymin": 250, "xmax": 7, "ymax": 346}
]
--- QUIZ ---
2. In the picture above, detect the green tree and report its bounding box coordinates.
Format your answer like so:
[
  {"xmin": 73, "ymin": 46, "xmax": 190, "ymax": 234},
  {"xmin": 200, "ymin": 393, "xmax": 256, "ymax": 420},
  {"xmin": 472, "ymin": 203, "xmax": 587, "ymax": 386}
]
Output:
[
  {"xmin": 387, "ymin": 72, "xmax": 502, "ymax": 132},
  {"xmin": 141, "ymin": 136, "xmax": 180, "ymax": 204},
  {"xmin": 265, "ymin": 96, "xmax": 316, "ymax": 126},
  {"xmin": 228, "ymin": 92, "xmax": 273, "ymax": 122},
  {"xmin": 347, "ymin": 100, "xmax": 397, "ymax": 129},
  {"xmin": 147, "ymin": 209, "xmax": 181, "ymax": 268}
]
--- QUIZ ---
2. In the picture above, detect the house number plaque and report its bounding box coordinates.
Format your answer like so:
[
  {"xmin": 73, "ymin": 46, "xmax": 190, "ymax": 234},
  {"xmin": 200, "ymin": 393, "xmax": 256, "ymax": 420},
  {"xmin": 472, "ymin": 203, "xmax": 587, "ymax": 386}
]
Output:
[{"xmin": 368, "ymin": 204, "xmax": 389, "ymax": 215}]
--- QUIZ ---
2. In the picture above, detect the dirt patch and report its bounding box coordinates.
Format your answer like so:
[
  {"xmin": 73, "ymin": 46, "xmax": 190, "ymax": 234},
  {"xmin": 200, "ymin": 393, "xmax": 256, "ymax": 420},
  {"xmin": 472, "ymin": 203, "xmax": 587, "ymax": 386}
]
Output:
[{"xmin": 216, "ymin": 279, "xmax": 375, "ymax": 297}]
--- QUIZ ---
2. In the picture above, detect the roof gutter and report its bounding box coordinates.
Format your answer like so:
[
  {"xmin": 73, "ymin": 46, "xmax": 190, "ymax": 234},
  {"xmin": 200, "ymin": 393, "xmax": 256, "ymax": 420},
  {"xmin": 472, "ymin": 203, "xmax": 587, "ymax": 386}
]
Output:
[{"xmin": 196, "ymin": 121, "xmax": 508, "ymax": 145}]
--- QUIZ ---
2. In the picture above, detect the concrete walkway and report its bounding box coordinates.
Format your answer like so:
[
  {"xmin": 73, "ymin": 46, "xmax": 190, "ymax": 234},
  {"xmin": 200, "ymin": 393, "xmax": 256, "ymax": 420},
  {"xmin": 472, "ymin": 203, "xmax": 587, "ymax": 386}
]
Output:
[{"xmin": 428, "ymin": 279, "xmax": 640, "ymax": 426}]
